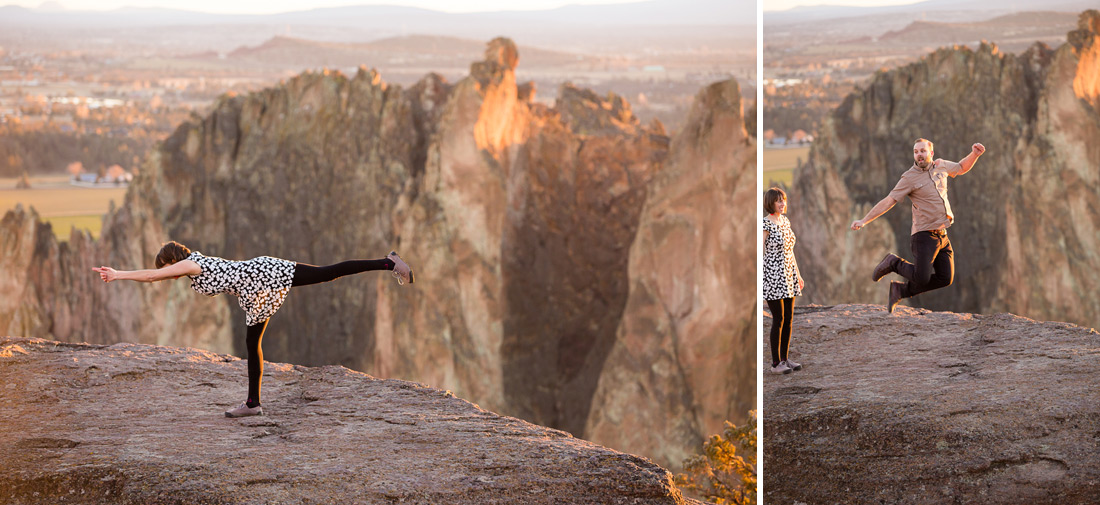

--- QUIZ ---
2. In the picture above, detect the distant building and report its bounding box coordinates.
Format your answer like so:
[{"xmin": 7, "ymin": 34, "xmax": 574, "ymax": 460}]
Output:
[
  {"xmin": 764, "ymin": 78, "xmax": 803, "ymax": 88},
  {"xmin": 71, "ymin": 172, "xmax": 132, "ymax": 187}
]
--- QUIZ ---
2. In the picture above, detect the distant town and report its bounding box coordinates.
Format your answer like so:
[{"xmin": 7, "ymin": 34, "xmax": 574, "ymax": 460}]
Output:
[
  {"xmin": 764, "ymin": 10, "xmax": 1077, "ymax": 143},
  {"xmin": 0, "ymin": 5, "xmax": 754, "ymax": 179}
]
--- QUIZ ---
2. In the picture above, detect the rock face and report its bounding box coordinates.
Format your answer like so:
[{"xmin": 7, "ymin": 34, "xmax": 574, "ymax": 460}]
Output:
[
  {"xmin": 764, "ymin": 304, "xmax": 1100, "ymax": 505},
  {"xmin": 791, "ymin": 10, "xmax": 1100, "ymax": 328},
  {"xmin": 0, "ymin": 337, "xmax": 700, "ymax": 505},
  {"xmin": 585, "ymin": 80, "xmax": 757, "ymax": 466},
  {"xmin": 0, "ymin": 38, "xmax": 754, "ymax": 470}
]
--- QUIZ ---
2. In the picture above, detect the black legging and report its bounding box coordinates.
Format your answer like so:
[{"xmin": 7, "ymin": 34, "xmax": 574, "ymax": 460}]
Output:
[
  {"xmin": 243, "ymin": 258, "xmax": 395, "ymax": 407},
  {"xmin": 767, "ymin": 297, "xmax": 794, "ymax": 367}
]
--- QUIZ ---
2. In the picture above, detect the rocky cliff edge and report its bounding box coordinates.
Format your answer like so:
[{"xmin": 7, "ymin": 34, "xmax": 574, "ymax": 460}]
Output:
[
  {"xmin": 764, "ymin": 304, "xmax": 1100, "ymax": 505},
  {"xmin": 0, "ymin": 337, "xmax": 699, "ymax": 505}
]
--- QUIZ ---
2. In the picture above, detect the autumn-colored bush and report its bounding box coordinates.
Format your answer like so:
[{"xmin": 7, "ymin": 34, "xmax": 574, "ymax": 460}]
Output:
[{"xmin": 675, "ymin": 412, "xmax": 756, "ymax": 505}]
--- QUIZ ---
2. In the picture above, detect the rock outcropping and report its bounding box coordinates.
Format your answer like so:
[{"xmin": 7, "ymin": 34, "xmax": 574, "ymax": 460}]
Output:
[
  {"xmin": 764, "ymin": 304, "xmax": 1100, "ymax": 505},
  {"xmin": 0, "ymin": 38, "xmax": 754, "ymax": 469},
  {"xmin": 0, "ymin": 337, "xmax": 700, "ymax": 505},
  {"xmin": 791, "ymin": 10, "xmax": 1100, "ymax": 328},
  {"xmin": 585, "ymin": 79, "xmax": 756, "ymax": 466}
]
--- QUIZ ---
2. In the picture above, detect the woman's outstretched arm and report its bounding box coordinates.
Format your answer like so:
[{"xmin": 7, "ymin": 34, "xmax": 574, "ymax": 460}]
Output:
[{"xmin": 93, "ymin": 260, "xmax": 201, "ymax": 283}]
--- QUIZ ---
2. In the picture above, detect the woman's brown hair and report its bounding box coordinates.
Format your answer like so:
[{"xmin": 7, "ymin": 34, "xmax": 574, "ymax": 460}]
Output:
[
  {"xmin": 155, "ymin": 241, "xmax": 191, "ymax": 268},
  {"xmin": 764, "ymin": 187, "xmax": 787, "ymax": 215}
]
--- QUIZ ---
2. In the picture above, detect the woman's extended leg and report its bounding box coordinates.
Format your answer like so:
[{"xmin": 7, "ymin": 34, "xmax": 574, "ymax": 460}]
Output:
[
  {"xmin": 292, "ymin": 252, "xmax": 413, "ymax": 286},
  {"xmin": 292, "ymin": 259, "xmax": 393, "ymax": 286}
]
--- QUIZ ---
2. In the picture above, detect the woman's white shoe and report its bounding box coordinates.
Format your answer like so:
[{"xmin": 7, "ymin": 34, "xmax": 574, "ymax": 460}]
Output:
[
  {"xmin": 388, "ymin": 251, "xmax": 414, "ymax": 285},
  {"xmin": 225, "ymin": 401, "xmax": 263, "ymax": 418}
]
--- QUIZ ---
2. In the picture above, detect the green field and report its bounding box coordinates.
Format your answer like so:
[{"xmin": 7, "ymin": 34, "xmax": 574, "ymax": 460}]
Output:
[
  {"xmin": 0, "ymin": 176, "xmax": 127, "ymax": 240},
  {"xmin": 763, "ymin": 146, "xmax": 810, "ymax": 189}
]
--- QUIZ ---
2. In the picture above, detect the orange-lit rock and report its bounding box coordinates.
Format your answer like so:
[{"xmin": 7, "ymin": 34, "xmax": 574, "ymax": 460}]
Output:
[{"xmin": 585, "ymin": 79, "xmax": 756, "ymax": 467}]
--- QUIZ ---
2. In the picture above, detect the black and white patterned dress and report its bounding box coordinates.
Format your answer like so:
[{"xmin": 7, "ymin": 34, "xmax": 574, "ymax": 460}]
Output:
[
  {"xmin": 762, "ymin": 215, "xmax": 801, "ymax": 301},
  {"xmin": 186, "ymin": 252, "xmax": 296, "ymax": 326}
]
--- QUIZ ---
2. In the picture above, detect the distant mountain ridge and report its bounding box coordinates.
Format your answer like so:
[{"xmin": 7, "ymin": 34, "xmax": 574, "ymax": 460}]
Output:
[
  {"xmin": 0, "ymin": 0, "xmax": 753, "ymax": 28},
  {"xmin": 844, "ymin": 11, "xmax": 1077, "ymax": 48},
  {"xmin": 0, "ymin": 1, "xmax": 752, "ymax": 55},
  {"xmin": 765, "ymin": 0, "xmax": 1095, "ymax": 26},
  {"xmin": 215, "ymin": 34, "xmax": 599, "ymax": 69}
]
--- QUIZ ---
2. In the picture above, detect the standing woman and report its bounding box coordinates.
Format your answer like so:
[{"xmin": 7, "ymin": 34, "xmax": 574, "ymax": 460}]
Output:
[
  {"xmin": 762, "ymin": 187, "xmax": 804, "ymax": 374},
  {"xmin": 93, "ymin": 241, "xmax": 414, "ymax": 417}
]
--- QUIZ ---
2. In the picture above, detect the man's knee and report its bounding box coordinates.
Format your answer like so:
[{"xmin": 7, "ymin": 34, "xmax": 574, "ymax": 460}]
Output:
[
  {"xmin": 912, "ymin": 267, "xmax": 935, "ymax": 287},
  {"xmin": 931, "ymin": 268, "xmax": 953, "ymax": 289}
]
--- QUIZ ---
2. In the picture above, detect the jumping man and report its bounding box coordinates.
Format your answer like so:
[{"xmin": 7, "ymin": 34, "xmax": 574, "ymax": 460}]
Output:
[{"xmin": 850, "ymin": 138, "xmax": 985, "ymax": 312}]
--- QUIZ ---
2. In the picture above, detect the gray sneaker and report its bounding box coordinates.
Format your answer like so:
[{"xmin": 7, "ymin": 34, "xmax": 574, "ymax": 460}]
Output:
[
  {"xmin": 771, "ymin": 361, "xmax": 793, "ymax": 374},
  {"xmin": 388, "ymin": 251, "xmax": 414, "ymax": 285},
  {"xmin": 786, "ymin": 358, "xmax": 803, "ymax": 371},
  {"xmin": 225, "ymin": 401, "xmax": 263, "ymax": 418}
]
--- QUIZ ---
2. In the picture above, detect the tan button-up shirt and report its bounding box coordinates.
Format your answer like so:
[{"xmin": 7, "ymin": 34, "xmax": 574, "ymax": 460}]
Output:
[{"xmin": 887, "ymin": 159, "xmax": 963, "ymax": 235}]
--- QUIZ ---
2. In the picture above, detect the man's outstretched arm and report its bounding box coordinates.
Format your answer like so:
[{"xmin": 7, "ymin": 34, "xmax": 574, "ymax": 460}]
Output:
[
  {"xmin": 851, "ymin": 196, "xmax": 897, "ymax": 231},
  {"xmin": 954, "ymin": 142, "xmax": 986, "ymax": 176}
]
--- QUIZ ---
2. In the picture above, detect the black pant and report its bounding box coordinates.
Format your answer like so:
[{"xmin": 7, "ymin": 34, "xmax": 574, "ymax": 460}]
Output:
[
  {"xmin": 243, "ymin": 258, "xmax": 395, "ymax": 407},
  {"xmin": 767, "ymin": 297, "xmax": 794, "ymax": 367},
  {"xmin": 896, "ymin": 231, "xmax": 953, "ymax": 299},
  {"xmin": 291, "ymin": 259, "xmax": 394, "ymax": 287}
]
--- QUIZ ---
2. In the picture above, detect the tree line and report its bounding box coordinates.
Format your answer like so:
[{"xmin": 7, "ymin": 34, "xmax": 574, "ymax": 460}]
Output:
[{"xmin": 0, "ymin": 124, "xmax": 154, "ymax": 177}]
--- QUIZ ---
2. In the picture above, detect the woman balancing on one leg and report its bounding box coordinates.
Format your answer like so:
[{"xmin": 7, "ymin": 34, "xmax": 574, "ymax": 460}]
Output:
[
  {"xmin": 93, "ymin": 241, "xmax": 414, "ymax": 418},
  {"xmin": 762, "ymin": 187, "xmax": 804, "ymax": 375}
]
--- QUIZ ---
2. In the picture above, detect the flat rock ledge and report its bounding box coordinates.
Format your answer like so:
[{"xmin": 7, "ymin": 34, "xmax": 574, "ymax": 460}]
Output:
[
  {"xmin": 0, "ymin": 337, "xmax": 699, "ymax": 505},
  {"xmin": 764, "ymin": 304, "xmax": 1100, "ymax": 505}
]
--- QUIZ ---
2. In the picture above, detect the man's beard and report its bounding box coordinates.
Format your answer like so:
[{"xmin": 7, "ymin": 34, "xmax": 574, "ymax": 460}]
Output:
[{"xmin": 916, "ymin": 158, "xmax": 930, "ymax": 169}]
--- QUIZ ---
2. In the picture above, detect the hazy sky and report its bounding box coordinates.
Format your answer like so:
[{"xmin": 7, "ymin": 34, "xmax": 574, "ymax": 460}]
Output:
[
  {"xmin": 764, "ymin": 0, "xmax": 920, "ymax": 11},
  {"xmin": 8, "ymin": 0, "xmax": 643, "ymax": 14}
]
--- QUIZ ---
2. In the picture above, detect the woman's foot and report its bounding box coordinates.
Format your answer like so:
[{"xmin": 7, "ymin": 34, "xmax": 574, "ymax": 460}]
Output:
[
  {"xmin": 786, "ymin": 358, "xmax": 803, "ymax": 371},
  {"xmin": 225, "ymin": 401, "xmax": 263, "ymax": 418},
  {"xmin": 770, "ymin": 361, "xmax": 792, "ymax": 374},
  {"xmin": 388, "ymin": 251, "xmax": 414, "ymax": 285}
]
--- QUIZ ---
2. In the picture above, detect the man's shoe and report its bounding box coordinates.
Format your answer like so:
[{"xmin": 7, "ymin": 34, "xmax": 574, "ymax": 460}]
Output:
[
  {"xmin": 872, "ymin": 253, "xmax": 901, "ymax": 282},
  {"xmin": 786, "ymin": 358, "xmax": 803, "ymax": 371},
  {"xmin": 770, "ymin": 361, "xmax": 793, "ymax": 375},
  {"xmin": 388, "ymin": 251, "xmax": 414, "ymax": 285},
  {"xmin": 888, "ymin": 281, "xmax": 904, "ymax": 313},
  {"xmin": 225, "ymin": 401, "xmax": 263, "ymax": 418}
]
